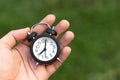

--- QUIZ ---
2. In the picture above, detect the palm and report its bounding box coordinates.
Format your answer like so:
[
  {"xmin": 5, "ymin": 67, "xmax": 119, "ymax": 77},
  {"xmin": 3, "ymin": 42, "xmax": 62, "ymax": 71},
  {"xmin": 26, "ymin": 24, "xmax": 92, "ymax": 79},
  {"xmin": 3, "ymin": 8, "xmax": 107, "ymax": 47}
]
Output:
[
  {"xmin": 14, "ymin": 44, "xmax": 51, "ymax": 80},
  {"xmin": 0, "ymin": 43, "xmax": 50, "ymax": 80},
  {"xmin": 0, "ymin": 14, "xmax": 74, "ymax": 80}
]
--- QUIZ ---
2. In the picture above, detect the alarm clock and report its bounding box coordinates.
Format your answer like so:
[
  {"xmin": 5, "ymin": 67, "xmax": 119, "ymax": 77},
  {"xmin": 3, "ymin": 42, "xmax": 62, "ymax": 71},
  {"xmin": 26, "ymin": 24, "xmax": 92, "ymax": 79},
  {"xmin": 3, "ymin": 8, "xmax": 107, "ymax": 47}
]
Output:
[{"xmin": 27, "ymin": 22, "xmax": 60, "ymax": 65}]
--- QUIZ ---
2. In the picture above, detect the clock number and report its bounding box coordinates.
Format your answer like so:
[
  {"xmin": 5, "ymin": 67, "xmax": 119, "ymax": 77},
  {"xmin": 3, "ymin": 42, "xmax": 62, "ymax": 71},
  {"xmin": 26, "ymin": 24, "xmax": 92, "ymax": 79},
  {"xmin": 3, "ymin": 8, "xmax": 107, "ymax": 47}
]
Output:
[
  {"xmin": 36, "ymin": 45, "xmax": 40, "ymax": 48},
  {"xmin": 35, "ymin": 41, "xmax": 41, "ymax": 52},
  {"xmin": 52, "ymin": 50, "xmax": 55, "ymax": 53},
  {"xmin": 38, "ymin": 41, "xmax": 41, "ymax": 45},
  {"xmin": 41, "ymin": 39, "xmax": 45, "ymax": 43},
  {"xmin": 45, "ymin": 56, "xmax": 49, "ymax": 59},
  {"xmin": 50, "ymin": 41, "xmax": 53, "ymax": 45},
  {"xmin": 41, "ymin": 39, "xmax": 48, "ymax": 43},
  {"xmin": 49, "ymin": 53, "xmax": 53, "ymax": 57},
  {"xmin": 40, "ymin": 54, "xmax": 49, "ymax": 60},
  {"xmin": 53, "ymin": 45, "xmax": 56, "ymax": 49}
]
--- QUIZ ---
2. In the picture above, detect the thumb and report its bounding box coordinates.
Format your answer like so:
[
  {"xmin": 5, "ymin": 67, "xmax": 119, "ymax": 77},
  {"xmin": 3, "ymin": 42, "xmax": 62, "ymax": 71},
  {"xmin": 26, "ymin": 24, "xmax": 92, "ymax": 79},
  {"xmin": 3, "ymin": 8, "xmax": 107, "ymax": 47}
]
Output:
[{"xmin": 0, "ymin": 27, "xmax": 30, "ymax": 48}]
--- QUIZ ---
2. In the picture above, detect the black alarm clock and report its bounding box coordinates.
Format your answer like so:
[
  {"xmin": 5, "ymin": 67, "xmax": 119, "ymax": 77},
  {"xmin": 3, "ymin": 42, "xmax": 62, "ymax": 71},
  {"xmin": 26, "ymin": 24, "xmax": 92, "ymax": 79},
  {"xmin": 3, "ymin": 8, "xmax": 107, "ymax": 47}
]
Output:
[{"xmin": 27, "ymin": 22, "xmax": 60, "ymax": 65}]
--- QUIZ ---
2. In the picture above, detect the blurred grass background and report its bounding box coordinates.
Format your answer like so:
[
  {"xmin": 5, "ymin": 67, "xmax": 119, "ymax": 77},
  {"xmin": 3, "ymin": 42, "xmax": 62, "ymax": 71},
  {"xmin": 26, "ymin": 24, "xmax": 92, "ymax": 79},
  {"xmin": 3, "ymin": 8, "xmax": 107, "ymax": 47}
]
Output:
[{"xmin": 0, "ymin": 0, "xmax": 120, "ymax": 80}]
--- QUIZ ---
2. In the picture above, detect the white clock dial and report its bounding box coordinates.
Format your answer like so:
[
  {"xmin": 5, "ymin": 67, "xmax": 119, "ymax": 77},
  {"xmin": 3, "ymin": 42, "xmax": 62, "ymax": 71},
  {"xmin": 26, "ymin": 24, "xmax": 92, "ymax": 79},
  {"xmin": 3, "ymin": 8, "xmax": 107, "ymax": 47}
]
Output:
[{"xmin": 32, "ymin": 37, "xmax": 58, "ymax": 61}]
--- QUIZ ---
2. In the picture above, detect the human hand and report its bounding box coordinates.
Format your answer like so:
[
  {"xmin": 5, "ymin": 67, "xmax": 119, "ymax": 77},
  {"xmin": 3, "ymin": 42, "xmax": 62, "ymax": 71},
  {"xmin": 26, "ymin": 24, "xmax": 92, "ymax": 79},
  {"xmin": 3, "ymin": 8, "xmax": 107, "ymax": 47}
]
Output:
[{"xmin": 0, "ymin": 14, "xmax": 74, "ymax": 80}]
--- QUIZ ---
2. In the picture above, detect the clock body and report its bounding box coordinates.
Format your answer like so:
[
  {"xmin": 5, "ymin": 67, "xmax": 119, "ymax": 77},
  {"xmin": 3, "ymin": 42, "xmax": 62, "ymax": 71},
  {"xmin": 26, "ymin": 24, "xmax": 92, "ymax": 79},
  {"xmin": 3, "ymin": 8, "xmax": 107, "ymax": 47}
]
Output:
[{"xmin": 30, "ymin": 34, "xmax": 60, "ymax": 64}]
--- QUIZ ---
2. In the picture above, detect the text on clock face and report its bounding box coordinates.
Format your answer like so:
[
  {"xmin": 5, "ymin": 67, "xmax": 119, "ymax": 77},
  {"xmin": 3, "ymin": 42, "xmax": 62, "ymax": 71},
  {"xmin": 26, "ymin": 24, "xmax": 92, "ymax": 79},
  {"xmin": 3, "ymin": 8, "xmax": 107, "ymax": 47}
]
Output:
[{"xmin": 33, "ymin": 37, "xmax": 58, "ymax": 61}]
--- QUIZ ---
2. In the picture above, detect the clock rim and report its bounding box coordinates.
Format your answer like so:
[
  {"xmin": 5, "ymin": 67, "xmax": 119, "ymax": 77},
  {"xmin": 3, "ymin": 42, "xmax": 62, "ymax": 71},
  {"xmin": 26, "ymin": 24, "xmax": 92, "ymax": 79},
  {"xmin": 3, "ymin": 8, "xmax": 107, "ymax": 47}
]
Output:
[{"xmin": 30, "ymin": 34, "xmax": 60, "ymax": 64}]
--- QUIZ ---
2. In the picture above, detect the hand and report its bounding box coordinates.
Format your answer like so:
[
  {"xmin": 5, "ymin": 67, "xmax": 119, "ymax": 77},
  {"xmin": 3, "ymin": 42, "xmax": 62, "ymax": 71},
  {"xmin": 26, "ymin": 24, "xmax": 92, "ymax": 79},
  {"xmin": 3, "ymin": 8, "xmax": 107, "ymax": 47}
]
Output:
[{"xmin": 0, "ymin": 14, "xmax": 74, "ymax": 80}]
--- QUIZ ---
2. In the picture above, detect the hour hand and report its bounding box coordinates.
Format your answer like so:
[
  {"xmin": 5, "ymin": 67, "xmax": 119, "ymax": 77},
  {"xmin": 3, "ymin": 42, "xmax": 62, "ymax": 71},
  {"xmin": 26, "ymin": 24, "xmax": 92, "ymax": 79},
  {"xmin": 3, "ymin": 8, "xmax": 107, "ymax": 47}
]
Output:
[{"xmin": 39, "ymin": 48, "xmax": 46, "ymax": 55}]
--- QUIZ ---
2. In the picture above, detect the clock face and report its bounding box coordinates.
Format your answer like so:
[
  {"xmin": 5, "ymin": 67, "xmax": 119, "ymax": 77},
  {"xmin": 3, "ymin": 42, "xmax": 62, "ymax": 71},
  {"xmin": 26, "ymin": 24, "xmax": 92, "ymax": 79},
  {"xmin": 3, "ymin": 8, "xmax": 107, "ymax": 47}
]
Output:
[{"xmin": 30, "ymin": 35, "xmax": 60, "ymax": 64}]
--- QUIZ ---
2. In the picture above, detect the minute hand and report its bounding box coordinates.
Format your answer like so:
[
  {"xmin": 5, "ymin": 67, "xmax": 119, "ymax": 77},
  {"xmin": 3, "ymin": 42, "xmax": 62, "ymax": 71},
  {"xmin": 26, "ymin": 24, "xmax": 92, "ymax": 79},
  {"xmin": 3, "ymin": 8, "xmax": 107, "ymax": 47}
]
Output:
[
  {"xmin": 44, "ymin": 40, "xmax": 47, "ymax": 57},
  {"xmin": 45, "ymin": 39, "xmax": 47, "ymax": 49}
]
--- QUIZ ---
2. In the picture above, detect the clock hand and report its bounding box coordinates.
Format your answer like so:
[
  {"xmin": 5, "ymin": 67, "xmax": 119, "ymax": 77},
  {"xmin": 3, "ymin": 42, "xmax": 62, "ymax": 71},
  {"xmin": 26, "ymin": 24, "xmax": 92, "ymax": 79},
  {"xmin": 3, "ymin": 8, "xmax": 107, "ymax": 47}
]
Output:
[
  {"xmin": 39, "ymin": 48, "xmax": 46, "ymax": 55},
  {"xmin": 44, "ymin": 40, "xmax": 48, "ymax": 58},
  {"xmin": 45, "ymin": 39, "xmax": 47, "ymax": 48}
]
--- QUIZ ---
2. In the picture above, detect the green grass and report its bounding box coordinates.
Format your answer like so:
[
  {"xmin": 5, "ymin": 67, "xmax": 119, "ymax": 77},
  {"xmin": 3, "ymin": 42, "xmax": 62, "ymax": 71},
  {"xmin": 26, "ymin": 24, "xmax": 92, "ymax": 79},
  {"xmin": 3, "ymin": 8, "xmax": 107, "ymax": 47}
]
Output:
[{"xmin": 0, "ymin": 0, "xmax": 120, "ymax": 80}]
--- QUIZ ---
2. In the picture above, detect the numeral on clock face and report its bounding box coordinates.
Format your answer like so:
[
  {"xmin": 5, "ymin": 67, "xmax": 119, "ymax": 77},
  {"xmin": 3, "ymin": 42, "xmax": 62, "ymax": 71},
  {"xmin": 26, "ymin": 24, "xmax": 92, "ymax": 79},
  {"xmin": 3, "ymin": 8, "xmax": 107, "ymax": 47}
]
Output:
[{"xmin": 32, "ymin": 35, "xmax": 59, "ymax": 64}]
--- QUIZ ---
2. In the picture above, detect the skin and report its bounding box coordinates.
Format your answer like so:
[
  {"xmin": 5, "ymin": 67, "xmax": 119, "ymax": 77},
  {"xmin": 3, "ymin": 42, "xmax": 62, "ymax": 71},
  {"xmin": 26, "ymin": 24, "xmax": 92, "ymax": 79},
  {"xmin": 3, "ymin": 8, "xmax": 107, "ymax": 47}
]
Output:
[{"xmin": 0, "ymin": 14, "xmax": 74, "ymax": 80}]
